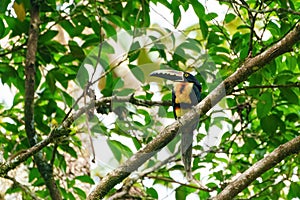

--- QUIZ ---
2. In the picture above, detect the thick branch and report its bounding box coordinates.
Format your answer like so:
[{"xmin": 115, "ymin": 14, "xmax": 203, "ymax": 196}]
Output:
[
  {"xmin": 232, "ymin": 82, "xmax": 300, "ymax": 92},
  {"xmin": 212, "ymin": 135, "xmax": 300, "ymax": 200},
  {"xmin": 24, "ymin": 2, "xmax": 62, "ymax": 200},
  {"xmin": 25, "ymin": 0, "xmax": 39, "ymax": 148},
  {"xmin": 87, "ymin": 22, "xmax": 300, "ymax": 199}
]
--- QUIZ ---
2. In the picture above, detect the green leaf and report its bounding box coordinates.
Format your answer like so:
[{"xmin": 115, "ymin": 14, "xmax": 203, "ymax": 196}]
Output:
[
  {"xmin": 199, "ymin": 191, "xmax": 210, "ymax": 199},
  {"xmin": 176, "ymin": 185, "xmax": 196, "ymax": 199},
  {"xmin": 288, "ymin": 182, "xmax": 300, "ymax": 199},
  {"xmin": 76, "ymin": 66, "xmax": 89, "ymax": 88},
  {"xmin": 102, "ymin": 42, "xmax": 115, "ymax": 54},
  {"xmin": 286, "ymin": 56, "xmax": 297, "ymax": 71},
  {"xmin": 177, "ymin": 39, "xmax": 201, "ymax": 53},
  {"xmin": 167, "ymin": 134, "xmax": 180, "ymax": 153},
  {"xmin": 73, "ymin": 187, "xmax": 86, "ymax": 199},
  {"xmin": 102, "ymin": 21, "xmax": 117, "ymax": 37},
  {"xmin": 29, "ymin": 167, "xmax": 40, "ymax": 183},
  {"xmin": 207, "ymin": 32, "xmax": 222, "ymax": 48},
  {"xmin": 274, "ymin": 71, "xmax": 294, "ymax": 84},
  {"xmin": 190, "ymin": 0, "xmax": 205, "ymax": 19},
  {"xmin": 0, "ymin": 18, "xmax": 5, "ymax": 38},
  {"xmin": 46, "ymin": 69, "xmax": 56, "ymax": 93},
  {"xmin": 75, "ymin": 175, "xmax": 95, "ymax": 184},
  {"xmin": 132, "ymin": 137, "xmax": 141, "ymax": 150},
  {"xmin": 5, "ymin": 16, "xmax": 29, "ymax": 37},
  {"xmin": 52, "ymin": 69, "xmax": 69, "ymax": 88},
  {"xmin": 0, "ymin": 0, "xmax": 10, "ymax": 12},
  {"xmin": 2, "ymin": 122, "xmax": 18, "ymax": 133},
  {"xmin": 60, "ymin": 20, "xmax": 75, "ymax": 37},
  {"xmin": 199, "ymin": 18, "xmax": 208, "ymax": 39},
  {"xmin": 224, "ymin": 13, "xmax": 236, "ymax": 23},
  {"xmin": 59, "ymin": 145, "xmax": 78, "ymax": 158},
  {"xmin": 172, "ymin": 1, "xmax": 181, "ymax": 28},
  {"xmin": 61, "ymin": 91, "xmax": 74, "ymax": 107},
  {"xmin": 69, "ymin": 40, "xmax": 85, "ymax": 61},
  {"xmin": 260, "ymin": 114, "xmax": 282, "ymax": 134},
  {"xmin": 67, "ymin": 192, "xmax": 76, "ymax": 200},
  {"xmin": 267, "ymin": 21, "xmax": 280, "ymax": 37},
  {"xmin": 45, "ymin": 99, "xmax": 57, "ymax": 116},
  {"xmin": 205, "ymin": 12, "xmax": 218, "ymax": 21},
  {"xmin": 226, "ymin": 98, "xmax": 237, "ymax": 107},
  {"xmin": 32, "ymin": 176, "xmax": 45, "ymax": 186},
  {"xmin": 67, "ymin": 179, "xmax": 75, "ymax": 188},
  {"xmin": 240, "ymin": 138, "xmax": 257, "ymax": 154},
  {"xmin": 115, "ymin": 88, "xmax": 135, "ymax": 96},
  {"xmin": 142, "ymin": 6, "xmax": 150, "ymax": 27},
  {"xmin": 280, "ymin": 88, "xmax": 299, "ymax": 105},
  {"xmin": 286, "ymin": 113, "xmax": 299, "ymax": 122},
  {"xmin": 175, "ymin": 186, "xmax": 187, "ymax": 200},
  {"xmin": 130, "ymin": 67, "xmax": 145, "ymax": 83},
  {"xmin": 129, "ymin": 46, "xmax": 141, "ymax": 62},
  {"xmin": 137, "ymin": 109, "xmax": 151, "ymax": 125},
  {"xmin": 146, "ymin": 187, "xmax": 158, "ymax": 198},
  {"xmin": 82, "ymin": 35, "xmax": 100, "ymax": 48},
  {"xmin": 257, "ymin": 92, "xmax": 273, "ymax": 118},
  {"xmin": 106, "ymin": 15, "xmax": 131, "ymax": 30},
  {"xmin": 162, "ymin": 92, "xmax": 172, "ymax": 101},
  {"xmin": 108, "ymin": 140, "xmax": 133, "ymax": 161},
  {"xmin": 58, "ymin": 54, "xmax": 75, "ymax": 64},
  {"xmin": 39, "ymin": 30, "xmax": 58, "ymax": 43}
]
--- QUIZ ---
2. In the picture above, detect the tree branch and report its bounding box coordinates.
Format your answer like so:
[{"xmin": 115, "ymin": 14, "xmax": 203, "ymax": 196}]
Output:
[
  {"xmin": 95, "ymin": 95, "xmax": 172, "ymax": 112},
  {"xmin": 232, "ymin": 82, "xmax": 300, "ymax": 92},
  {"xmin": 87, "ymin": 22, "xmax": 300, "ymax": 200},
  {"xmin": 24, "ymin": 2, "xmax": 62, "ymax": 199},
  {"xmin": 108, "ymin": 149, "xmax": 179, "ymax": 200},
  {"xmin": 211, "ymin": 135, "xmax": 300, "ymax": 200}
]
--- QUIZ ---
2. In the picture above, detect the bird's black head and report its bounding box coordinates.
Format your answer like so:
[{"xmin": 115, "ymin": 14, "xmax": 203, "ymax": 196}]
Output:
[
  {"xmin": 150, "ymin": 69, "xmax": 202, "ymax": 91},
  {"xmin": 182, "ymin": 72, "xmax": 199, "ymax": 84}
]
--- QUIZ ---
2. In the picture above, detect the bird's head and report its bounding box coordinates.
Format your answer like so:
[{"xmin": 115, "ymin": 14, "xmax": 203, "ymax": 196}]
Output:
[{"xmin": 150, "ymin": 69, "xmax": 201, "ymax": 87}]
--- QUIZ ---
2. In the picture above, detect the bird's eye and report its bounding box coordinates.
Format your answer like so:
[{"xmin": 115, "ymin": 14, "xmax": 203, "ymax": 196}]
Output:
[{"xmin": 184, "ymin": 73, "xmax": 189, "ymax": 78}]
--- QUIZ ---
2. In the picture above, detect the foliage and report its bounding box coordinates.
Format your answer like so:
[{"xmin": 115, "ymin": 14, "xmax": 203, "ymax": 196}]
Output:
[{"xmin": 0, "ymin": 0, "xmax": 299, "ymax": 199}]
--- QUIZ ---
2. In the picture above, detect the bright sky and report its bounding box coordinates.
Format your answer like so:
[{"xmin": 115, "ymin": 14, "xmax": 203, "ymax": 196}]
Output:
[{"xmin": 150, "ymin": 0, "xmax": 226, "ymax": 30}]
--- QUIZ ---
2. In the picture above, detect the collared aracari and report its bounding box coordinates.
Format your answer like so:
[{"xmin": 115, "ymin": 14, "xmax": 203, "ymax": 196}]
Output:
[{"xmin": 150, "ymin": 70, "xmax": 202, "ymax": 181}]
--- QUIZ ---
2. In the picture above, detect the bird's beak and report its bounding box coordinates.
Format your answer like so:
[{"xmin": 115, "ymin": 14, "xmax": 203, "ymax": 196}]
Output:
[{"xmin": 150, "ymin": 70, "xmax": 184, "ymax": 82}]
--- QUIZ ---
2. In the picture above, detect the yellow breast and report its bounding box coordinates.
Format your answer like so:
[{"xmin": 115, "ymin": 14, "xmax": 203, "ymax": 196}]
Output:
[{"xmin": 174, "ymin": 82, "xmax": 194, "ymax": 104}]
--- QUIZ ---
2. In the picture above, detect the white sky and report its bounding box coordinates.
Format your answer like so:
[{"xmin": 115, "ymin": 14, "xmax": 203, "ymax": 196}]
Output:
[{"xmin": 150, "ymin": 0, "xmax": 226, "ymax": 30}]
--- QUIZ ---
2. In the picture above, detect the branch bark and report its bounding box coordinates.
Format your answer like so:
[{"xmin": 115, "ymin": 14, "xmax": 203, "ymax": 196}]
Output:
[
  {"xmin": 232, "ymin": 82, "xmax": 300, "ymax": 92},
  {"xmin": 211, "ymin": 135, "xmax": 300, "ymax": 200},
  {"xmin": 87, "ymin": 22, "xmax": 300, "ymax": 199},
  {"xmin": 24, "ymin": 2, "xmax": 62, "ymax": 200}
]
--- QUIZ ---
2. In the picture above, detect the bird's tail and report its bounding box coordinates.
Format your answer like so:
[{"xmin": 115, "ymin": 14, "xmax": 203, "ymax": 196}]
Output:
[{"xmin": 181, "ymin": 132, "xmax": 193, "ymax": 181}]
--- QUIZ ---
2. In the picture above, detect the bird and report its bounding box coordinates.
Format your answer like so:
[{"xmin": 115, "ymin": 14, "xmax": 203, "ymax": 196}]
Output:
[{"xmin": 150, "ymin": 69, "xmax": 202, "ymax": 181}]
